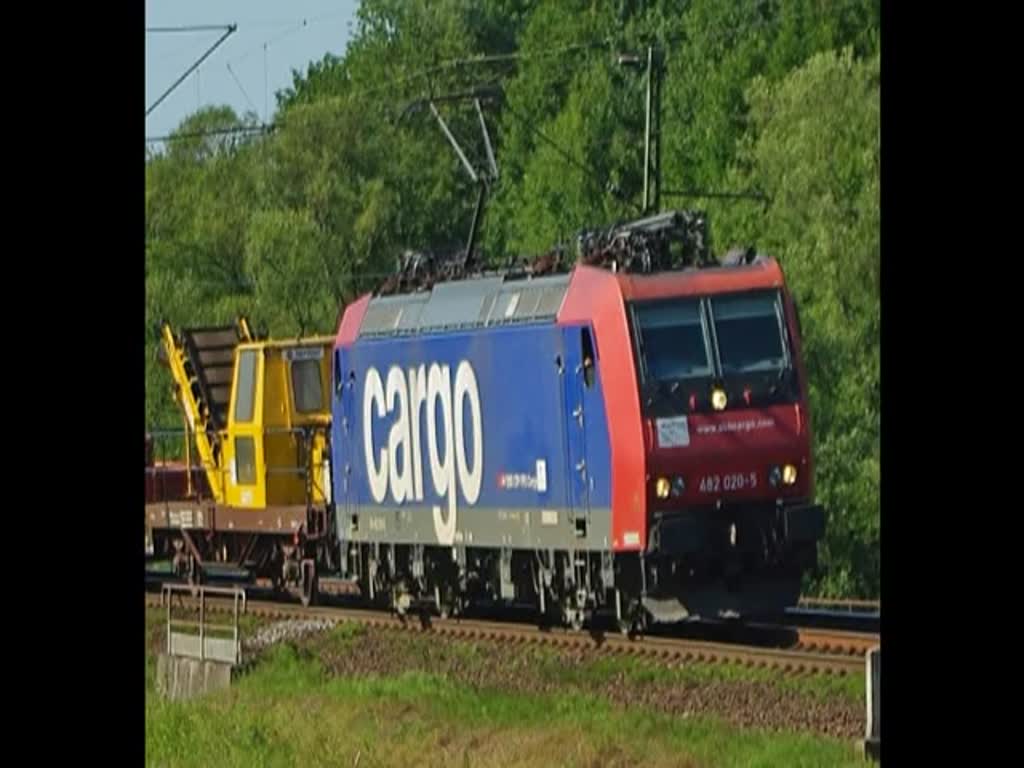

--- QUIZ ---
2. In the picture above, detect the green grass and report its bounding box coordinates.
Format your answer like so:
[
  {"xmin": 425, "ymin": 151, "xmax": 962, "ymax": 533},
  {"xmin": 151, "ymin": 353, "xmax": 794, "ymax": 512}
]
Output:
[{"xmin": 146, "ymin": 618, "xmax": 865, "ymax": 768}]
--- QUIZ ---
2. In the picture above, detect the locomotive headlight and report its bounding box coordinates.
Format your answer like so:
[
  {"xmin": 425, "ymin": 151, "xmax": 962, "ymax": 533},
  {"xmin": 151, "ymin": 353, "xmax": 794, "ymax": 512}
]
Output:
[
  {"xmin": 671, "ymin": 476, "xmax": 686, "ymax": 497},
  {"xmin": 769, "ymin": 465, "xmax": 782, "ymax": 487},
  {"xmin": 782, "ymin": 464, "xmax": 798, "ymax": 486},
  {"xmin": 711, "ymin": 387, "xmax": 728, "ymax": 411},
  {"xmin": 655, "ymin": 476, "xmax": 671, "ymax": 499}
]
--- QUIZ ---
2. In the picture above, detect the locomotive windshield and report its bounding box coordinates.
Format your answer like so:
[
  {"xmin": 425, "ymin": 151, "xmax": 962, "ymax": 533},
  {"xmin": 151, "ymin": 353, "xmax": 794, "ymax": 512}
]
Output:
[
  {"xmin": 708, "ymin": 292, "xmax": 787, "ymax": 374},
  {"xmin": 630, "ymin": 289, "xmax": 793, "ymax": 411},
  {"xmin": 633, "ymin": 299, "xmax": 713, "ymax": 380}
]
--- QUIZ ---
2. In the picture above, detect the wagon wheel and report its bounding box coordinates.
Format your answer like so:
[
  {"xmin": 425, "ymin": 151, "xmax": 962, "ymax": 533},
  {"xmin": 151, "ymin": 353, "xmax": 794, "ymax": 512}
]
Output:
[
  {"xmin": 186, "ymin": 555, "xmax": 203, "ymax": 597},
  {"xmin": 300, "ymin": 559, "xmax": 318, "ymax": 607},
  {"xmin": 269, "ymin": 547, "xmax": 287, "ymax": 593},
  {"xmin": 172, "ymin": 550, "xmax": 189, "ymax": 581}
]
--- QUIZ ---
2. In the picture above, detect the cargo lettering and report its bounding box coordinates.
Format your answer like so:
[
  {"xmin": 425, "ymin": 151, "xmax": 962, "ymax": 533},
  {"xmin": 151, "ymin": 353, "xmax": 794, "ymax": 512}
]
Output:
[{"xmin": 363, "ymin": 361, "xmax": 482, "ymax": 544}]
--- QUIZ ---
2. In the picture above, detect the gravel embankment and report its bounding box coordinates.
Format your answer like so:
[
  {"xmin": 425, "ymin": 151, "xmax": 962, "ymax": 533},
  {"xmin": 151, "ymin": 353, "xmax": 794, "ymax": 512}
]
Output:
[{"xmin": 301, "ymin": 626, "xmax": 864, "ymax": 739}]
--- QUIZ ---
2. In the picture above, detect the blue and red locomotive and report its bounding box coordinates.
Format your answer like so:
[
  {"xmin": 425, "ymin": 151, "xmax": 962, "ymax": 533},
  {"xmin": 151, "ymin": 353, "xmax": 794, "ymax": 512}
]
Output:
[{"xmin": 328, "ymin": 212, "xmax": 825, "ymax": 630}]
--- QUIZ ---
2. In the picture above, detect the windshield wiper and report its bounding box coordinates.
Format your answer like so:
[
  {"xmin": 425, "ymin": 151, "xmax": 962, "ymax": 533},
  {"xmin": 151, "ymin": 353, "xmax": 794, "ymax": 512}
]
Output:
[
  {"xmin": 644, "ymin": 379, "xmax": 689, "ymax": 411},
  {"xmin": 769, "ymin": 365, "xmax": 797, "ymax": 397}
]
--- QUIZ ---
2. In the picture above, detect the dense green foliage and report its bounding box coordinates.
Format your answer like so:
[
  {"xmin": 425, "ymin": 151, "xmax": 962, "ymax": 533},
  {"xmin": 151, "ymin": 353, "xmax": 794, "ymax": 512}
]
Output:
[{"xmin": 145, "ymin": 0, "xmax": 880, "ymax": 597}]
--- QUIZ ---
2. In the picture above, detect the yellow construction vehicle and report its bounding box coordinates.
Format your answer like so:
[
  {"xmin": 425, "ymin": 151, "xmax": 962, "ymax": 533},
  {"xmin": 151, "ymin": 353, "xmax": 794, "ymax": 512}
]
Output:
[{"xmin": 146, "ymin": 318, "xmax": 335, "ymax": 602}]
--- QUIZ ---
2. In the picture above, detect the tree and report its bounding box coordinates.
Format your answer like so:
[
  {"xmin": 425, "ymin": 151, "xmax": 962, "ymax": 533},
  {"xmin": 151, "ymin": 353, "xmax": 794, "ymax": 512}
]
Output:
[
  {"xmin": 713, "ymin": 48, "xmax": 880, "ymax": 596},
  {"xmin": 144, "ymin": 1, "xmax": 881, "ymax": 596}
]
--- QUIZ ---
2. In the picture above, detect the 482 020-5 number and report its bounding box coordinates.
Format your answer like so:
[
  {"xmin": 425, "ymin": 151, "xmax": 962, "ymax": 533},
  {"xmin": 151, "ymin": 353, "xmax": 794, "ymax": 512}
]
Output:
[{"xmin": 698, "ymin": 473, "xmax": 758, "ymax": 493}]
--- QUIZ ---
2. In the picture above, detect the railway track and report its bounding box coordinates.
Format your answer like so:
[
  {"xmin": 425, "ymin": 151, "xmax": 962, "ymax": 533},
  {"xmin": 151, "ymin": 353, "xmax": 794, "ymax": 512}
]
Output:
[
  {"xmin": 789, "ymin": 627, "xmax": 878, "ymax": 656},
  {"xmin": 785, "ymin": 598, "xmax": 880, "ymax": 634},
  {"xmin": 798, "ymin": 597, "xmax": 880, "ymax": 613},
  {"xmin": 146, "ymin": 586, "xmax": 877, "ymax": 677}
]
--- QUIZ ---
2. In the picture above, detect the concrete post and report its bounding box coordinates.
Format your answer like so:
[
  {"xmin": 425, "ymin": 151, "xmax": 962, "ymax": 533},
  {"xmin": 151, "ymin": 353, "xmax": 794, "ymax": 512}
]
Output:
[{"xmin": 861, "ymin": 645, "xmax": 880, "ymax": 760}]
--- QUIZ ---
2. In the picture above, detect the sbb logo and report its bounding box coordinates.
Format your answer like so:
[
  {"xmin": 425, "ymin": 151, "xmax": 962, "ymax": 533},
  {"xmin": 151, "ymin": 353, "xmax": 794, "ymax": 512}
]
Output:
[{"xmin": 363, "ymin": 361, "xmax": 482, "ymax": 544}]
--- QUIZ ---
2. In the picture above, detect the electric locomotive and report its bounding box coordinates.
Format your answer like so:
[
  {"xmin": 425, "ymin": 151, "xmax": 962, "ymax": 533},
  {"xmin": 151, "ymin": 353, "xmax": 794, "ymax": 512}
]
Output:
[{"xmin": 329, "ymin": 211, "xmax": 825, "ymax": 630}]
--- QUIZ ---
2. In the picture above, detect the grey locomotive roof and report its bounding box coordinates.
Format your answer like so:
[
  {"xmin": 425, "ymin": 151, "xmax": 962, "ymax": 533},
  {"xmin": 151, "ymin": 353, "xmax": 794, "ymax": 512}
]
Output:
[{"xmin": 358, "ymin": 273, "xmax": 572, "ymax": 339}]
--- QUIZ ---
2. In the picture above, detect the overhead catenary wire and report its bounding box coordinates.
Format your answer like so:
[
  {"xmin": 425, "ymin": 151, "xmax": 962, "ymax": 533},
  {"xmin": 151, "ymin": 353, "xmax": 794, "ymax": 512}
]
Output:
[
  {"xmin": 144, "ymin": 15, "xmax": 760, "ymax": 141},
  {"xmin": 147, "ymin": 11, "xmax": 354, "ymax": 130},
  {"xmin": 226, "ymin": 62, "xmax": 260, "ymax": 116},
  {"xmin": 145, "ymin": 124, "xmax": 273, "ymax": 144},
  {"xmin": 147, "ymin": 36, "xmax": 615, "ymax": 145},
  {"xmin": 146, "ymin": 0, "xmax": 874, "ymax": 199},
  {"xmin": 225, "ymin": 8, "xmax": 352, "ymax": 67},
  {"xmin": 147, "ymin": 25, "xmax": 235, "ymax": 34},
  {"xmin": 501, "ymin": 100, "xmax": 641, "ymax": 213},
  {"xmin": 147, "ymin": 24, "xmax": 237, "ymax": 117},
  {"xmin": 148, "ymin": 0, "xmax": 870, "ymax": 128}
]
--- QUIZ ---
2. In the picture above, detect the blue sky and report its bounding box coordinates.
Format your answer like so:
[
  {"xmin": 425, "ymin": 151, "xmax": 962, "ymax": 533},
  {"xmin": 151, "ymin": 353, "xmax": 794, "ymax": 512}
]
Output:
[{"xmin": 145, "ymin": 0, "xmax": 359, "ymax": 139}]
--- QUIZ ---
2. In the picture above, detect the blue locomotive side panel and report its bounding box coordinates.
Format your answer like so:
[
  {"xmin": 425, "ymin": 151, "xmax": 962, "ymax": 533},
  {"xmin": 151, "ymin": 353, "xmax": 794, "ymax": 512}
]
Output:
[{"xmin": 332, "ymin": 322, "xmax": 612, "ymax": 551}]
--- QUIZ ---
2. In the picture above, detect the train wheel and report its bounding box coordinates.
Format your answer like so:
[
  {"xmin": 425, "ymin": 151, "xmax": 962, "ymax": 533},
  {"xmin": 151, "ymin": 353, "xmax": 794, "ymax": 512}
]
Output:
[
  {"xmin": 620, "ymin": 602, "xmax": 647, "ymax": 639},
  {"xmin": 616, "ymin": 613, "xmax": 631, "ymax": 637},
  {"xmin": 434, "ymin": 584, "xmax": 456, "ymax": 619},
  {"xmin": 391, "ymin": 579, "xmax": 414, "ymax": 616},
  {"xmin": 562, "ymin": 598, "xmax": 586, "ymax": 631},
  {"xmin": 569, "ymin": 611, "xmax": 585, "ymax": 632},
  {"xmin": 536, "ymin": 585, "xmax": 561, "ymax": 630},
  {"xmin": 563, "ymin": 589, "xmax": 592, "ymax": 632}
]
